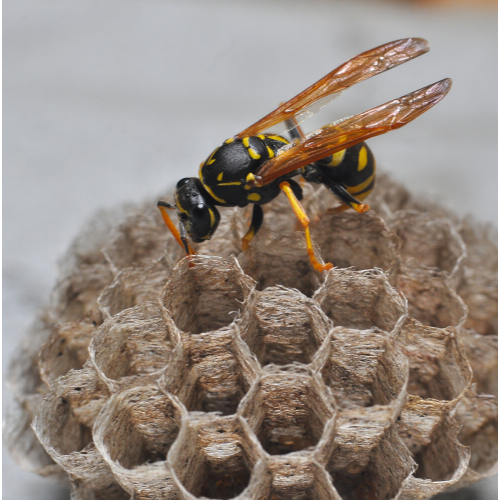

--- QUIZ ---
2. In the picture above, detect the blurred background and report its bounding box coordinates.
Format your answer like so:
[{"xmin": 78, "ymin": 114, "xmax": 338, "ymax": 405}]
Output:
[{"xmin": 3, "ymin": 0, "xmax": 497, "ymax": 498}]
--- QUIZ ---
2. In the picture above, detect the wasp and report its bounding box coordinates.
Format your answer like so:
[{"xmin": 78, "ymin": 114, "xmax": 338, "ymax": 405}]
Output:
[{"xmin": 158, "ymin": 38, "xmax": 451, "ymax": 272}]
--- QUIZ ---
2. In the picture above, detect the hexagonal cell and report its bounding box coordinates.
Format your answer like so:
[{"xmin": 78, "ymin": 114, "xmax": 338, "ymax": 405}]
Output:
[
  {"xmin": 314, "ymin": 211, "xmax": 400, "ymax": 273},
  {"xmin": 238, "ymin": 230, "xmax": 325, "ymax": 298},
  {"xmin": 267, "ymin": 455, "xmax": 342, "ymax": 500},
  {"xmin": 459, "ymin": 269, "xmax": 498, "ymax": 336},
  {"xmin": 93, "ymin": 385, "xmax": 182, "ymax": 499},
  {"xmin": 98, "ymin": 256, "xmax": 174, "ymax": 318},
  {"xmin": 104, "ymin": 204, "xmax": 184, "ymax": 272},
  {"xmin": 316, "ymin": 327, "xmax": 408, "ymax": 409},
  {"xmin": 169, "ymin": 414, "xmax": 268, "ymax": 499},
  {"xmin": 39, "ymin": 319, "xmax": 97, "ymax": 385},
  {"xmin": 395, "ymin": 259, "xmax": 467, "ymax": 328},
  {"xmin": 162, "ymin": 255, "xmax": 255, "ymax": 335},
  {"xmin": 51, "ymin": 261, "xmax": 114, "ymax": 323},
  {"xmin": 95, "ymin": 385, "xmax": 182, "ymax": 469},
  {"xmin": 399, "ymin": 318, "xmax": 472, "ymax": 401},
  {"xmin": 8, "ymin": 314, "xmax": 53, "ymax": 407},
  {"xmin": 4, "ymin": 402, "xmax": 65, "ymax": 480},
  {"xmin": 90, "ymin": 301, "xmax": 179, "ymax": 389},
  {"xmin": 390, "ymin": 211, "xmax": 466, "ymax": 276},
  {"xmin": 239, "ymin": 286, "xmax": 331, "ymax": 366},
  {"xmin": 162, "ymin": 327, "xmax": 259, "ymax": 416},
  {"xmin": 455, "ymin": 390, "xmax": 498, "ymax": 480},
  {"xmin": 398, "ymin": 400, "xmax": 469, "ymax": 489},
  {"xmin": 313, "ymin": 267, "xmax": 407, "ymax": 333},
  {"xmin": 456, "ymin": 219, "xmax": 498, "ymax": 336},
  {"xmin": 32, "ymin": 366, "xmax": 119, "ymax": 494},
  {"xmin": 240, "ymin": 365, "xmax": 335, "ymax": 455},
  {"xmin": 459, "ymin": 328, "xmax": 497, "ymax": 395},
  {"xmin": 327, "ymin": 426, "xmax": 414, "ymax": 500}
]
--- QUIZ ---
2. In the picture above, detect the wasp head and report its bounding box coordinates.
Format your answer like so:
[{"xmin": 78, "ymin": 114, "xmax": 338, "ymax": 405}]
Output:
[{"xmin": 175, "ymin": 178, "xmax": 220, "ymax": 243}]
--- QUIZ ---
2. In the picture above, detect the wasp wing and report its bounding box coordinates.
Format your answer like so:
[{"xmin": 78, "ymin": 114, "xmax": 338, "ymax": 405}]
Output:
[
  {"xmin": 235, "ymin": 38, "xmax": 430, "ymax": 139},
  {"xmin": 252, "ymin": 78, "xmax": 452, "ymax": 186}
]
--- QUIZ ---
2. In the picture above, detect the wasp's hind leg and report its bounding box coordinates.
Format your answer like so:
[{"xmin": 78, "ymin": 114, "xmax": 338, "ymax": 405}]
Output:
[
  {"xmin": 157, "ymin": 201, "xmax": 196, "ymax": 256},
  {"xmin": 323, "ymin": 181, "xmax": 370, "ymax": 214},
  {"xmin": 279, "ymin": 181, "xmax": 333, "ymax": 273},
  {"xmin": 242, "ymin": 204, "xmax": 264, "ymax": 251}
]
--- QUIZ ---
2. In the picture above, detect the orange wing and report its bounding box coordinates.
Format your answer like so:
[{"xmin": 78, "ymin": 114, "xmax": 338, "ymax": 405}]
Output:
[
  {"xmin": 251, "ymin": 78, "xmax": 452, "ymax": 187},
  {"xmin": 234, "ymin": 38, "xmax": 430, "ymax": 139}
]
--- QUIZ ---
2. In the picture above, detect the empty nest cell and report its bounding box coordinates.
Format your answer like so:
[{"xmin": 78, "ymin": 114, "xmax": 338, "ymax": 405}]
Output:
[
  {"xmin": 267, "ymin": 455, "xmax": 341, "ymax": 500},
  {"xmin": 239, "ymin": 286, "xmax": 331, "ymax": 366},
  {"xmin": 39, "ymin": 319, "xmax": 97, "ymax": 385},
  {"xmin": 169, "ymin": 414, "xmax": 265, "ymax": 499},
  {"xmin": 399, "ymin": 318, "xmax": 472, "ymax": 401},
  {"xmin": 390, "ymin": 211, "xmax": 466, "ymax": 276},
  {"xmin": 314, "ymin": 211, "xmax": 400, "ymax": 273},
  {"xmin": 317, "ymin": 327, "xmax": 408, "ymax": 409},
  {"xmin": 395, "ymin": 259, "xmax": 467, "ymax": 328},
  {"xmin": 94, "ymin": 385, "xmax": 182, "ymax": 470},
  {"xmin": 164, "ymin": 327, "xmax": 259, "ymax": 416},
  {"xmin": 103, "ymin": 205, "xmax": 182, "ymax": 272},
  {"xmin": 240, "ymin": 366, "xmax": 335, "ymax": 456},
  {"xmin": 238, "ymin": 230, "xmax": 325, "ymax": 297},
  {"xmin": 32, "ymin": 366, "xmax": 120, "ymax": 494},
  {"xmin": 328, "ymin": 426, "xmax": 414, "ymax": 500},
  {"xmin": 163, "ymin": 255, "xmax": 255, "ymax": 335},
  {"xmin": 313, "ymin": 268, "xmax": 407, "ymax": 333},
  {"xmin": 98, "ymin": 256, "xmax": 174, "ymax": 318},
  {"xmin": 90, "ymin": 301, "xmax": 178, "ymax": 386}
]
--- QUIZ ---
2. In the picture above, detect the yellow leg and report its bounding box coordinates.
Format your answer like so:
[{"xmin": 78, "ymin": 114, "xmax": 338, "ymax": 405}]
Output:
[
  {"xmin": 157, "ymin": 203, "xmax": 196, "ymax": 256},
  {"xmin": 279, "ymin": 181, "xmax": 333, "ymax": 273}
]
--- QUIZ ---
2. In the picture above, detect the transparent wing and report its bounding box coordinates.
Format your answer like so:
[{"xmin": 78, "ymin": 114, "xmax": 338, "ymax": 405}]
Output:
[
  {"xmin": 252, "ymin": 78, "xmax": 452, "ymax": 186},
  {"xmin": 235, "ymin": 37, "xmax": 430, "ymax": 139}
]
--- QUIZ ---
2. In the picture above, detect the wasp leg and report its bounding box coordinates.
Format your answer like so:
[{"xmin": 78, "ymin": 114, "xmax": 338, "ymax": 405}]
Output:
[
  {"xmin": 323, "ymin": 181, "xmax": 370, "ymax": 214},
  {"xmin": 279, "ymin": 181, "xmax": 333, "ymax": 273},
  {"xmin": 241, "ymin": 204, "xmax": 264, "ymax": 251},
  {"xmin": 157, "ymin": 201, "xmax": 196, "ymax": 255}
]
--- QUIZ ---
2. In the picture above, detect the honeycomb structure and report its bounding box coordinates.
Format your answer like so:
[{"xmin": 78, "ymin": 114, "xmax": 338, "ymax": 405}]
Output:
[{"xmin": 7, "ymin": 172, "xmax": 497, "ymax": 500}]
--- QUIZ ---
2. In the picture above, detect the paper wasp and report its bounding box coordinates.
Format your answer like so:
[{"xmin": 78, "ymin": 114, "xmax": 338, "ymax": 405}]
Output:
[{"xmin": 158, "ymin": 38, "xmax": 451, "ymax": 272}]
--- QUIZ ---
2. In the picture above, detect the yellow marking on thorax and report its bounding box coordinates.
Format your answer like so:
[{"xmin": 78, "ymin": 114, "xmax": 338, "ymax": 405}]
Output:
[
  {"xmin": 247, "ymin": 193, "xmax": 261, "ymax": 202},
  {"xmin": 243, "ymin": 137, "xmax": 250, "ymax": 147},
  {"xmin": 267, "ymin": 146, "xmax": 275, "ymax": 159},
  {"xmin": 206, "ymin": 146, "xmax": 220, "ymax": 164},
  {"xmin": 326, "ymin": 149, "xmax": 346, "ymax": 167},
  {"xmin": 345, "ymin": 172, "xmax": 375, "ymax": 195},
  {"xmin": 218, "ymin": 181, "xmax": 242, "ymax": 186},
  {"xmin": 257, "ymin": 134, "xmax": 266, "ymax": 140},
  {"xmin": 248, "ymin": 148, "xmax": 261, "ymax": 160},
  {"xmin": 357, "ymin": 146, "xmax": 368, "ymax": 171},
  {"xmin": 209, "ymin": 158, "xmax": 216, "ymax": 165},
  {"xmin": 267, "ymin": 135, "xmax": 288, "ymax": 144},
  {"xmin": 199, "ymin": 166, "xmax": 226, "ymax": 204},
  {"xmin": 225, "ymin": 137, "xmax": 234, "ymax": 144},
  {"xmin": 217, "ymin": 172, "xmax": 223, "ymax": 181}
]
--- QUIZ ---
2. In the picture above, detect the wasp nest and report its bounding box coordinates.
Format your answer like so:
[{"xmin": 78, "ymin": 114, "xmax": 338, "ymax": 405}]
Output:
[{"xmin": 7, "ymin": 172, "xmax": 497, "ymax": 500}]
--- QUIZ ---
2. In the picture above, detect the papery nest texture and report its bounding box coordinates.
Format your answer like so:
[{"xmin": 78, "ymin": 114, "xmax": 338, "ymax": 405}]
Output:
[{"xmin": 6, "ymin": 172, "xmax": 497, "ymax": 500}]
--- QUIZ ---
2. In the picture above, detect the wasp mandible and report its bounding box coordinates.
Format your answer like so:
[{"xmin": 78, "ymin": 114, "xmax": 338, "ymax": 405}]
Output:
[{"xmin": 158, "ymin": 38, "xmax": 451, "ymax": 272}]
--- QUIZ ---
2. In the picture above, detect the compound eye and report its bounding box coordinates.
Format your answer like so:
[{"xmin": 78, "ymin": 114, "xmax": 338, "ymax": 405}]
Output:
[{"xmin": 176, "ymin": 178, "xmax": 191, "ymax": 189}]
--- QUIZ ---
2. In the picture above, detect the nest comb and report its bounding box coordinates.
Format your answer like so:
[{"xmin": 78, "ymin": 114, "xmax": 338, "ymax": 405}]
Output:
[{"xmin": 6, "ymin": 172, "xmax": 497, "ymax": 500}]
